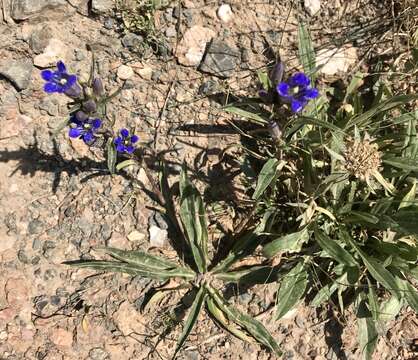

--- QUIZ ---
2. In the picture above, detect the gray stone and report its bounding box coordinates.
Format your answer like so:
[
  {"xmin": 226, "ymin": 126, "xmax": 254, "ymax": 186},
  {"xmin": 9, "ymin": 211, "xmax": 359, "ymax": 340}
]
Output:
[
  {"xmin": 28, "ymin": 219, "xmax": 43, "ymax": 235},
  {"xmin": 91, "ymin": 0, "xmax": 114, "ymax": 14},
  {"xmin": 103, "ymin": 17, "xmax": 114, "ymax": 29},
  {"xmin": 11, "ymin": 0, "xmax": 66, "ymax": 20},
  {"xmin": 238, "ymin": 292, "xmax": 252, "ymax": 305},
  {"xmin": 0, "ymin": 59, "xmax": 33, "ymax": 91},
  {"xmin": 199, "ymin": 40, "xmax": 239, "ymax": 78},
  {"xmin": 165, "ymin": 26, "xmax": 177, "ymax": 38},
  {"xmin": 29, "ymin": 26, "xmax": 52, "ymax": 54},
  {"xmin": 89, "ymin": 347, "xmax": 110, "ymax": 360},
  {"xmin": 121, "ymin": 33, "xmax": 144, "ymax": 48},
  {"xmin": 149, "ymin": 225, "xmax": 168, "ymax": 247}
]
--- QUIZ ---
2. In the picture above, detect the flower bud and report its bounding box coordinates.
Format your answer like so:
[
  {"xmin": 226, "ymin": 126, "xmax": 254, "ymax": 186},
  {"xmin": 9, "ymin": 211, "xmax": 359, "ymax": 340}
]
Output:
[
  {"xmin": 92, "ymin": 78, "xmax": 104, "ymax": 97},
  {"xmin": 270, "ymin": 61, "xmax": 285, "ymax": 87},
  {"xmin": 64, "ymin": 83, "xmax": 82, "ymax": 99},
  {"xmin": 75, "ymin": 111, "xmax": 88, "ymax": 121},
  {"xmin": 82, "ymin": 99, "xmax": 97, "ymax": 113}
]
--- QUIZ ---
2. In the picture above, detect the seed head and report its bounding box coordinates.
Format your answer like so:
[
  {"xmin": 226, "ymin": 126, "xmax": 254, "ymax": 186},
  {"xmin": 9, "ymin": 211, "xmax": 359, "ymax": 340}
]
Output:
[{"xmin": 344, "ymin": 137, "xmax": 381, "ymax": 181}]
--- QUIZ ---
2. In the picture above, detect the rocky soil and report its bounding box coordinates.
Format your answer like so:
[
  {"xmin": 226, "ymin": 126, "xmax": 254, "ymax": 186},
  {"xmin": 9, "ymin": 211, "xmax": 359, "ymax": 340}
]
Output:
[{"xmin": 0, "ymin": 0, "xmax": 417, "ymax": 359}]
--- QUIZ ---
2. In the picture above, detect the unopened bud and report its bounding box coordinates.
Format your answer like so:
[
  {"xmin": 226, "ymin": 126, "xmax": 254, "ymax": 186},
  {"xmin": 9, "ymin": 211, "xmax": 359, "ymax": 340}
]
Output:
[
  {"xmin": 92, "ymin": 78, "xmax": 104, "ymax": 97},
  {"xmin": 64, "ymin": 83, "xmax": 82, "ymax": 99},
  {"xmin": 83, "ymin": 99, "xmax": 97, "ymax": 113}
]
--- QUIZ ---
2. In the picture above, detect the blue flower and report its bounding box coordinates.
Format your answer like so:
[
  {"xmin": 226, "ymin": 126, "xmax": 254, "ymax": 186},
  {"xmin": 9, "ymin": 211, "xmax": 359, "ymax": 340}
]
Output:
[
  {"xmin": 114, "ymin": 129, "xmax": 139, "ymax": 154},
  {"xmin": 68, "ymin": 116, "xmax": 102, "ymax": 145},
  {"xmin": 276, "ymin": 72, "xmax": 319, "ymax": 113},
  {"xmin": 41, "ymin": 61, "xmax": 77, "ymax": 94}
]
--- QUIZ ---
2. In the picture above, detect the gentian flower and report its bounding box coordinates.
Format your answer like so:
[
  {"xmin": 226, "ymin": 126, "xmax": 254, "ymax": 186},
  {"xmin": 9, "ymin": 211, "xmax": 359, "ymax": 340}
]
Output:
[
  {"xmin": 68, "ymin": 116, "xmax": 102, "ymax": 145},
  {"xmin": 114, "ymin": 129, "xmax": 138, "ymax": 154},
  {"xmin": 41, "ymin": 61, "xmax": 77, "ymax": 94},
  {"xmin": 276, "ymin": 72, "xmax": 319, "ymax": 113}
]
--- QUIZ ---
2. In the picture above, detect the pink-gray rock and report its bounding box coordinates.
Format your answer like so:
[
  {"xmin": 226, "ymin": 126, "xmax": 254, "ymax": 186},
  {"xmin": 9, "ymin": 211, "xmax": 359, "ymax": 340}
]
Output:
[
  {"xmin": 199, "ymin": 40, "xmax": 240, "ymax": 78},
  {"xmin": 0, "ymin": 59, "xmax": 33, "ymax": 90},
  {"xmin": 11, "ymin": 0, "xmax": 67, "ymax": 20}
]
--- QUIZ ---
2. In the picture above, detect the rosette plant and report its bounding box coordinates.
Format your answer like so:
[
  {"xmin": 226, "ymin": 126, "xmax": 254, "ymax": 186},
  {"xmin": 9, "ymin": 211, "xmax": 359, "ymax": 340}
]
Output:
[
  {"xmin": 224, "ymin": 22, "xmax": 418, "ymax": 359},
  {"xmin": 66, "ymin": 166, "xmax": 283, "ymax": 358}
]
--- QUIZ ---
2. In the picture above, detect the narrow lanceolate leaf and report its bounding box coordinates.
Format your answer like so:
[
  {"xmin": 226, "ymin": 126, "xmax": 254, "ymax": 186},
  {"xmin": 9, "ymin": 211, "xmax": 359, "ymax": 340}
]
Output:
[
  {"xmin": 179, "ymin": 165, "xmax": 208, "ymax": 273},
  {"xmin": 206, "ymin": 286, "xmax": 281, "ymax": 356},
  {"xmin": 65, "ymin": 260, "xmax": 195, "ymax": 280},
  {"xmin": 345, "ymin": 94, "xmax": 418, "ymax": 129},
  {"xmin": 315, "ymin": 229, "xmax": 357, "ymax": 267},
  {"xmin": 379, "ymin": 296, "xmax": 402, "ymax": 323},
  {"xmin": 383, "ymin": 157, "xmax": 418, "ymax": 172},
  {"xmin": 275, "ymin": 262, "xmax": 308, "ymax": 320},
  {"xmin": 224, "ymin": 105, "xmax": 268, "ymax": 125},
  {"xmin": 297, "ymin": 21, "xmax": 316, "ymax": 80},
  {"xmin": 344, "ymin": 72, "xmax": 364, "ymax": 101},
  {"xmin": 206, "ymin": 297, "xmax": 253, "ymax": 343},
  {"xmin": 173, "ymin": 287, "xmax": 206, "ymax": 359},
  {"xmin": 399, "ymin": 181, "xmax": 416, "ymax": 209},
  {"xmin": 343, "ymin": 232, "xmax": 401, "ymax": 299},
  {"xmin": 215, "ymin": 266, "xmax": 278, "ymax": 284},
  {"xmin": 97, "ymin": 247, "xmax": 191, "ymax": 272},
  {"xmin": 396, "ymin": 277, "xmax": 418, "ymax": 312},
  {"xmin": 344, "ymin": 211, "xmax": 379, "ymax": 225},
  {"xmin": 311, "ymin": 273, "xmax": 348, "ymax": 307},
  {"xmin": 107, "ymin": 138, "xmax": 117, "ymax": 174},
  {"xmin": 116, "ymin": 159, "xmax": 137, "ymax": 172},
  {"xmin": 358, "ymin": 313, "xmax": 378, "ymax": 360},
  {"xmin": 263, "ymin": 228, "xmax": 309, "ymax": 257},
  {"xmin": 253, "ymin": 158, "xmax": 279, "ymax": 200}
]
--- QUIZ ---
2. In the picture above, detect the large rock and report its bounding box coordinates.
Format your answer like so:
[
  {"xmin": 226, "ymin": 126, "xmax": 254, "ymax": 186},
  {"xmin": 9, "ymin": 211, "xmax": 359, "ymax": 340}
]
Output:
[
  {"xmin": 304, "ymin": 0, "xmax": 321, "ymax": 16},
  {"xmin": 0, "ymin": 59, "xmax": 33, "ymax": 91},
  {"xmin": 91, "ymin": 0, "xmax": 114, "ymax": 14},
  {"xmin": 176, "ymin": 25, "xmax": 215, "ymax": 66},
  {"xmin": 33, "ymin": 38, "xmax": 67, "ymax": 68},
  {"xmin": 317, "ymin": 45, "xmax": 358, "ymax": 76},
  {"xmin": 199, "ymin": 40, "xmax": 240, "ymax": 78},
  {"xmin": 11, "ymin": 0, "xmax": 66, "ymax": 20}
]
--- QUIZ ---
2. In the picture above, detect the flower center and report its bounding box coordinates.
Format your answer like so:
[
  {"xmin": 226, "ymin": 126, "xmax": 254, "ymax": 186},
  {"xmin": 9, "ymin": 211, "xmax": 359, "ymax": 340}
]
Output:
[
  {"xmin": 83, "ymin": 123, "xmax": 92, "ymax": 130},
  {"xmin": 124, "ymin": 139, "xmax": 130, "ymax": 145},
  {"xmin": 290, "ymin": 86, "xmax": 300, "ymax": 95},
  {"xmin": 59, "ymin": 78, "xmax": 67, "ymax": 85}
]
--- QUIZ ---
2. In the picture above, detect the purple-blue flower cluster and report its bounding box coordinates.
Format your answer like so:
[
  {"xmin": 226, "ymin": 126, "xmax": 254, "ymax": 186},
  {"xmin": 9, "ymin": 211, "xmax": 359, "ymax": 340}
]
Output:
[
  {"xmin": 41, "ymin": 61, "xmax": 77, "ymax": 94},
  {"xmin": 40, "ymin": 60, "xmax": 139, "ymax": 155},
  {"xmin": 114, "ymin": 129, "xmax": 139, "ymax": 154},
  {"xmin": 277, "ymin": 72, "xmax": 319, "ymax": 113}
]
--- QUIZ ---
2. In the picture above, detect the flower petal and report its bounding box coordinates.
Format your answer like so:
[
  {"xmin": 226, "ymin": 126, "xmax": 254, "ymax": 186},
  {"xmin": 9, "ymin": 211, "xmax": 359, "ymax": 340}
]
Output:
[
  {"xmin": 302, "ymin": 87, "xmax": 319, "ymax": 100},
  {"xmin": 44, "ymin": 82, "xmax": 59, "ymax": 93},
  {"xmin": 69, "ymin": 127, "xmax": 83, "ymax": 138},
  {"xmin": 120, "ymin": 128, "xmax": 129, "ymax": 138},
  {"xmin": 276, "ymin": 82, "xmax": 290, "ymax": 97},
  {"xmin": 114, "ymin": 137, "xmax": 122, "ymax": 146},
  {"xmin": 130, "ymin": 135, "xmax": 139, "ymax": 144},
  {"xmin": 66, "ymin": 74, "xmax": 77, "ymax": 88},
  {"xmin": 92, "ymin": 118, "xmax": 102, "ymax": 129},
  {"xmin": 125, "ymin": 145, "xmax": 135, "ymax": 154},
  {"xmin": 41, "ymin": 70, "xmax": 53, "ymax": 81},
  {"xmin": 291, "ymin": 99, "xmax": 305, "ymax": 113},
  {"xmin": 57, "ymin": 61, "xmax": 67, "ymax": 73},
  {"xmin": 83, "ymin": 132, "xmax": 95, "ymax": 144},
  {"xmin": 289, "ymin": 72, "xmax": 310, "ymax": 87},
  {"xmin": 116, "ymin": 143, "xmax": 125, "ymax": 153}
]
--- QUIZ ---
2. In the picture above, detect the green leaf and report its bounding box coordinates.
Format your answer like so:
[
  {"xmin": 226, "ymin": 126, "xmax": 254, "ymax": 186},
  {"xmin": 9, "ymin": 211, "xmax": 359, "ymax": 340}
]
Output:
[
  {"xmin": 343, "ymin": 232, "xmax": 402, "ymax": 299},
  {"xmin": 206, "ymin": 297, "xmax": 253, "ymax": 343},
  {"xmin": 379, "ymin": 296, "xmax": 402, "ymax": 323},
  {"xmin": 107, "ymin": 138, "xmax": 117, "ymax": 174},
  {"xmin": 297, "ymin": 21, "xmax": 316, "ymax": 81},
  {"xmin": 215, "ymin": 266, "xmax": 278, "ymax": 284},
  {"xmin": 65, "ymin": 260, "xmax": 194, "ymax": 280},
  {"xmin": 383, "ymin": 157, "xmax": 418, "ymax": 172},
  {"xmin": 97, "ymin": 247, "xmax": 189, "ymax": 272},
  {"xmin": 263, "ymin": 228, "xmax": 309, "ymax": 257},
  {"xmin": 257, "ymin": 70, "xmax": 271, "ymax": 90},
  {"xmin": 275, "ymin": 262, "xmax": 308, "ymax": 320},
  {"xmin": 344, "ymin": 72, "xmax": 364, "ymax": 101},
  {"xmin": 253, "ymin": 158, "xmax": 279, "ymax": 200},
  {"xmin": 311, "ymin": 273, "xmax": 348, "ymax": 307},
  {"xmin": 179, "ymin": 165, "xmax": 208, "ymax": 273},
  {"xmin": 345, "ymin": 94, "xmax": 418, "ymax": 129},
  {"xmin": 289, "ymin": 116, "xmax": 347, "ymax": 135},
  {"xmin": 395, "ymin": 277, "xmax": 418, "ymax": 312},
  {"xmin": 224, "ymin": 105, "xmax": 268, "ymax": 125},
  {"xmin": 206, "ymin": 286, "xmax": 281, "ymax": 356},
  {"xmin": 358, "ymin": 312, "xmax": 378, "ymax": 360},
  {"xmin": 315, "ymin": 229, "xmax": 357, "ymax": 267},
  {"xmin": 173, "ymin": 287, "xmax": 206, "ymax": 359},
  {"xmin": 344, "ymin": 211, "xmax": 380, "ymax": 225},
  {"xmin": 116, "ymin": 159, "xmax": 137, "ymax": 172},
  {"xmin": 391, "ymin": 206, "xmax": 418, "ymax": 235}
]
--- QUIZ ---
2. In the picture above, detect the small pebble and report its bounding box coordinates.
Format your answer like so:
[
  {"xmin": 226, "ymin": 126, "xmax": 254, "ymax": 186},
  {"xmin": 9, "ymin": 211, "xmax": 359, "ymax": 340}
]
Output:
[
  {"xmin": 117, "ymin": 65, "xmax": 134, "ymax": 80},
  {"xmin": 217, "ymin": 4, "xmax": 233, "ymax": 23}
]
